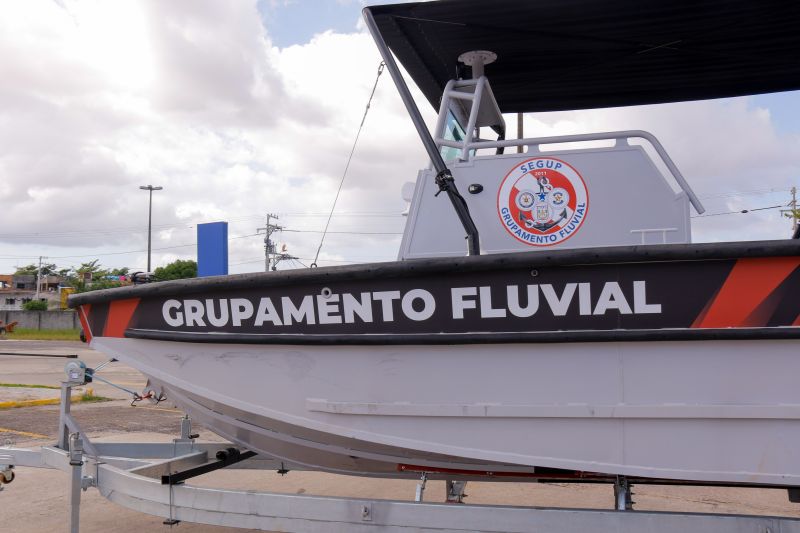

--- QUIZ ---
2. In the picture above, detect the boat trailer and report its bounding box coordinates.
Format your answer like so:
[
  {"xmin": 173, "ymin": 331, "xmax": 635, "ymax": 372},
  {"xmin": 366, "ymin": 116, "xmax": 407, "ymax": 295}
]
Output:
[{"xmin": 1, "ymin": 364, "xmax": 800, "ymax": 532}]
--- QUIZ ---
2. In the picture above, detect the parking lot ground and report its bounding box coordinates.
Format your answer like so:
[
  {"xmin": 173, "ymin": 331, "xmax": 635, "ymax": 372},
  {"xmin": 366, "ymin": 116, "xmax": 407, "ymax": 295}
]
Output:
[{"xmin": 0, "ymin": 340, "xmax": 146, "ymax": 401}]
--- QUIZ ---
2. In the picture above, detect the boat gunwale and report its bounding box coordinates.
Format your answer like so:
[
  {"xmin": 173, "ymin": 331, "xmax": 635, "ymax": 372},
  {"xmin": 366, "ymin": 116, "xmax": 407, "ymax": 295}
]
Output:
[
  {"xmin": 69, "ymin": 240, "xmax": 800, "ymax": 307},
  {"xmin": 124, "ymin": 326, "xmax": 800, "ymax": 345}
]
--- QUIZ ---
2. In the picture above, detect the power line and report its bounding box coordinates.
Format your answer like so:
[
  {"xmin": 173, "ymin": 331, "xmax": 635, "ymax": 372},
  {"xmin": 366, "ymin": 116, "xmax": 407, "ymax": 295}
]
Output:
[
  {"xmin": 17, "ymin": 232, "xmax": 262, "ymax": 260},
  {"xmin": 284, "ymin": 229, "xmax": 403, "ymax": 235},
  {"xmin": 277, "ymin": 212, "xmax": 404, "ymax": 218},
  {"xmin": 229, "ymin": 255, "xmax": 392, "ymax": 267},
  {"xmin": 0, "ymin": 212, "xmax": 405, "ymax": 241},
  {"xmin": 698, "ymin": 187, "xmax": 791, "ymax": 201},
  {"xmin": 1, "ymin": 227, "xmax": 395, "ymax": 265},
  {"xmin": 691, "ymin": 204, "xmax": 784, "ymax": 218}
]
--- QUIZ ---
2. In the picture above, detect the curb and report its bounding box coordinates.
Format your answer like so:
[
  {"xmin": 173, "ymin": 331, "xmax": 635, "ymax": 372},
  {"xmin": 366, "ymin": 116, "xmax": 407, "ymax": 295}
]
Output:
[{"xmin": 0, "ymin": 395, "xmax": 92, "ymax": 410}]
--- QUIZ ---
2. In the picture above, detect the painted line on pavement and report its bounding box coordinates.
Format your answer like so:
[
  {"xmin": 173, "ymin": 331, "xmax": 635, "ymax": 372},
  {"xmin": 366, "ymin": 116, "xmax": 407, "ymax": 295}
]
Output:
[
  {"xmin": 131, "ymin": 405, "xmax": 182, "ymax": 413},
  {"xmin": 0, "ymin": 395, "xmax": 100, "ymax": 410},
  {"xmin": 0, "ymin": 426, "xmax": 50, "ymax": 439}
]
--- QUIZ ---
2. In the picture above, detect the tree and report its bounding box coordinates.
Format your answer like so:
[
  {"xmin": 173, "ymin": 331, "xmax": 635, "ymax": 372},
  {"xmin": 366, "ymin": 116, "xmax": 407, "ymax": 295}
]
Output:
[
  {"xmin": 74, "ymin": 279, "xmax": 125, "ymax": 293},
  {"xmin": 70, "ymin": 260, "xmax": 124, "ymax": 293},
  {"xmin": 154, "ymin": 259, "xmax": 197, "ymax": 281},
  {"xmin": 23, "ymin": 299, "xmax": 48, "ymax": 311},
  {"xmin": 76, "ymin": 259, "xmax": 105, "ymax": 279},
  {"xmin": 784, "ymin": 209, "xmax": 800, "ymax": 228},
  {"xmin": 9, "ymin": 259, "xmax": 137, "ymax": 293},
  {"xmin": 14, "ymin": 263, "xmax": 58, "ymax": 277}
]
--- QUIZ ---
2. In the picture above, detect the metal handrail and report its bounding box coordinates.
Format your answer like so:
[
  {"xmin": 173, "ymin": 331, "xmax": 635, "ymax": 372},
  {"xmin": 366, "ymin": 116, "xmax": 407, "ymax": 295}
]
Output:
[{"xmin": 437, "ymin": 130, "xmax": 705, "ymax": 214}]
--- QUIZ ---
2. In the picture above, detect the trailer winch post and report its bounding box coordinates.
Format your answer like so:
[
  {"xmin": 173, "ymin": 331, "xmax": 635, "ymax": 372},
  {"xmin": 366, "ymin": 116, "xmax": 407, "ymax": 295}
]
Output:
[{"xmin": 67, "ymin": 433, "xmax": 84, "ymax": 533}]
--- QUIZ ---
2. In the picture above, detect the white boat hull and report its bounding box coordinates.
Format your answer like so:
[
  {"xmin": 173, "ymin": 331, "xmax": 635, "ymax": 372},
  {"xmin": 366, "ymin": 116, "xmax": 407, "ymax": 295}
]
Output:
[{"xmin": 90, "ymin": 336, "xmax": 800, "ymax": 485}]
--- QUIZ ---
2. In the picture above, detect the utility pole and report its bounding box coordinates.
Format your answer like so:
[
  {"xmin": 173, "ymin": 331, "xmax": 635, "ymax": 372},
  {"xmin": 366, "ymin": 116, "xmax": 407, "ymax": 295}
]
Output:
[
  {"xmin": 780, "ymin": 186, "xmax": 798, "ymax": 234},
  {"xmin": 140, "ymin": 185, "xmax": 163, "ymax": 272},
  {"xmin": 35, "ymin": 255, "xmax": 44, "ymax": 300},
  {"xmin": 257, "ymin": 214, "xmax": 297, "ymax": 271}
]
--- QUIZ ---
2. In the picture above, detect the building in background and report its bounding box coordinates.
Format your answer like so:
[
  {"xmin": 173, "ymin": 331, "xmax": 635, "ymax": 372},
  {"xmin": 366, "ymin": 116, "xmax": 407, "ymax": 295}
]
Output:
[{"xmin": 0, "ymin": 273, "xmax": 64, "ymax": 310}]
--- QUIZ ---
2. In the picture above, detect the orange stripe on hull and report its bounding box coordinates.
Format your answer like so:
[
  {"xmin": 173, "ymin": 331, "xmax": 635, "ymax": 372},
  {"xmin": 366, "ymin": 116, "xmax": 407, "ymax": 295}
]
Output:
[
  {"xmin": 696, "ymin": 257, "xmax": 800, "ymax": 328},
  {"xmin": 77, "ymin": 304, "xmax": 92, "ymax": 343},
  {"xmin": 103, "ymin": 299, "xmax": 140, "ymax": 338}
]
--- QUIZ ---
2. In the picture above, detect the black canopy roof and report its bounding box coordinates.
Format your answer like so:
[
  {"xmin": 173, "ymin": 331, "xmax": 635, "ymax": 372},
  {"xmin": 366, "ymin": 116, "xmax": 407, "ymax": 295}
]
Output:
[{"xmin": 366, "ymin": 0, "xmax": 800, "ymax": 113}]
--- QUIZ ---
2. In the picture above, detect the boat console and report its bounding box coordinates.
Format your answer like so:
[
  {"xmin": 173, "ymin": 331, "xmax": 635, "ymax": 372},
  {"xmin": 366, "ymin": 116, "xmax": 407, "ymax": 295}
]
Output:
[{"xmin": 400, "ymin": 68, "xmax": 703, "ymax": 259}]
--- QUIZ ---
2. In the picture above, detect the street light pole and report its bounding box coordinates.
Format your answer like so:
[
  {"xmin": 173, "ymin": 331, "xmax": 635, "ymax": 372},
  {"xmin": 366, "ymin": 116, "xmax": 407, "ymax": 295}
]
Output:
[{"xmin": 140, "ymin": 185, "xmax": 163, "ymax": 272}]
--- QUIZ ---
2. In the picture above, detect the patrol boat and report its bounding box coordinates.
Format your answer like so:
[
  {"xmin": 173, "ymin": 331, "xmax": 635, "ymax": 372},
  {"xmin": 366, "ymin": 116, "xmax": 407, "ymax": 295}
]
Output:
[{"xmin": 70, "ymin": 0, "xmax": 800, "ymax": 486}]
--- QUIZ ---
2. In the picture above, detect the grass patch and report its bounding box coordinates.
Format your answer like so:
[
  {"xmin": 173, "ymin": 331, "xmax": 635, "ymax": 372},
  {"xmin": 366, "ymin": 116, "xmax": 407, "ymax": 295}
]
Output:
[
  {"xmin": 0, "ymin": 388, "xmax": 112, "ymax": 409},
  {"xmin": 78, "ymin": 388, "xmax": 112, "ymax": 403},
  {"xmin": 0, "ymin": 382, "xmax": 60, "ymax": 390},
  {"xmin": 4, "ymin": 328, "xmax": 81, "ymax": 341}
]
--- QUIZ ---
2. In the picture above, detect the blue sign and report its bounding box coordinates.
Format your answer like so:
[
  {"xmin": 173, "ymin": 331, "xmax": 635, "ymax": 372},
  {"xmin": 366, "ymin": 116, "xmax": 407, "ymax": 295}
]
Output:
[{"xmin": 197, "ymin": 222, "xmax": 228, "ymax": 277}]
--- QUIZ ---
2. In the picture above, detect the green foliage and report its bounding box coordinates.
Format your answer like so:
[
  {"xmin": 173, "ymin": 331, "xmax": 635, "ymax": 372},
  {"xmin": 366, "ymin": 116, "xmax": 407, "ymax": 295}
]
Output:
[
  {"xmin": 69, "ymin": 260, "xmax": 128, "ymax": 293},
  {"xmin": 22, "ymin": 299, "xmax": 48, "ymax": 311},
  {"xmin": 76, "ymin": 259, "xmax": 102, "ymax": 276},
  {"xmin": 12, "ymin": 259, "xmax": 139, "ymax": 294},
  {"xmin": 14, "ymin": 263, "xmax": 58, "ymax": 276},
  {"xmin": 154, "ymin": 259, "xmax": 197, "ymax": 281},
  {"xmin": 74, "ymin": 279, "xmax": 124, "ymax": 293},
  {"xmin": 0, "ymin": 382, "xmax": 60, "ymax": 390}
]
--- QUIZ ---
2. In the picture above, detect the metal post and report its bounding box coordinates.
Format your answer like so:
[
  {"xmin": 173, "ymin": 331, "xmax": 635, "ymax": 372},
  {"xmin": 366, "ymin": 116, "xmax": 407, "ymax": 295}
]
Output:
[
  {"xmin": 35, "ymin": 255, "xmax": 43, "ymax": 300},
  {"xmin": 362, "ymin": 8, "xmax": 481, "ymax": 256},
  {"xmin": 140, "ymin": 185, "xmax": 163, "ymax": 272},
  {"xmin": 781, "ymin": 186, "xmax": 798, "ymax": 236},
  {"xmin": 446, "ymin": 480, "xmax": 468, "ymax": 503},
  {"xmin": 68, "ymin": 433, "xmax": 84, "ymax": 533},
  {"xmin": 266, "ymin": 213, "xmax": 273, "ymax": 271},
  {"xmin": 614, "ymin": 476, "xmax": 634, "ymax": 511},
  {"xmin": 147, "ymin": 188, "xmax": 152, "ymax": 271},
  {"xmin": 58, "ymin": 383, "xmax": 73, "ymax": 451},
  {"xmin": 415, "ymin": 472, "xmax": 428, "ymax": 502}
]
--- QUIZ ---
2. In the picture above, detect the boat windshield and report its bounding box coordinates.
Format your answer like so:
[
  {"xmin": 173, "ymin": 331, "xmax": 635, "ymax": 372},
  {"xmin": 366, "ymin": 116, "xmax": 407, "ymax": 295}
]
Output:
[
  {"xmin": 440, "ymin": 108, "xmax": 480, "ymax": 161},
  {"xmin": 440, "ymin": 110, "xmax": 465, "ymax": 161}
]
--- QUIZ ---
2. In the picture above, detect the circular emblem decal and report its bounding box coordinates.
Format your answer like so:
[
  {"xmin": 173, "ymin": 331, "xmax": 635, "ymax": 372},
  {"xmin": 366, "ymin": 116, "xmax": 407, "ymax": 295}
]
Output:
[{"xmin": 497, "ymin": 157, "xmax": 589, "ymax": 247}]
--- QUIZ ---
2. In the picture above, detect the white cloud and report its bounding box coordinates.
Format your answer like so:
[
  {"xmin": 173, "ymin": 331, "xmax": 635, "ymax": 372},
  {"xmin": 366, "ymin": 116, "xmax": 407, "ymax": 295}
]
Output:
[
  {"xmin": 520, "ymin": 97, "xmax": 799, "ymax": 242},
  {"xmin": 0, "ymin": 0, "xmax": 423, "ymax": 274},
  {"xmin": 0, "ymin": 0, "xmax": 797, "ymax": 276}
]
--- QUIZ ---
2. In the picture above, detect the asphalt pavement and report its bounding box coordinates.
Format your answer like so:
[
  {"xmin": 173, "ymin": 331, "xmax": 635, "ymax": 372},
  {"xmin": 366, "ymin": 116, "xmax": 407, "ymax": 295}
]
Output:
[{"xmin": 0, "ymin": 340, "xmax": 146, "ymax": 400}]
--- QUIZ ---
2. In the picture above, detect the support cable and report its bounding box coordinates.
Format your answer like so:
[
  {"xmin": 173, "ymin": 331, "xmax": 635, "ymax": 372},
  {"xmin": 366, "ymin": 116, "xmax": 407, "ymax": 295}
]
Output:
[{"xmin": 311, "ymin": 62, "xmax": 385, "ymax": 267}]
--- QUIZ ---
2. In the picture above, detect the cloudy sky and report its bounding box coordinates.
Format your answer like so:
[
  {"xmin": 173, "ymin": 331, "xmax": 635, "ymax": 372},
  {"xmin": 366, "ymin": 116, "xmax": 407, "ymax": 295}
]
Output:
[{"xmin": 1, "ymin": 0, "xmax": 798, "ymax": 276}]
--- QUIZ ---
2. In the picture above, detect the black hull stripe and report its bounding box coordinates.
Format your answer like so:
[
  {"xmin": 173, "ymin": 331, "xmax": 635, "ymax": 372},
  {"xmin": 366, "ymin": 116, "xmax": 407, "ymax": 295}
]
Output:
[
  {"xmin": 71, "ymin": 240, "xmax": 800, "ymax": 307},
  {"xmin": 125, "ymin": 327, "xmax": 800, "ymax": 345}
]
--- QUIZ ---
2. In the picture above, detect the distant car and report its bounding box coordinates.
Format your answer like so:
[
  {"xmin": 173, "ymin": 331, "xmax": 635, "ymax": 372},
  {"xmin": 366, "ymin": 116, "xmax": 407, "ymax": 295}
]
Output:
[{"xmin": 130, "ymin": 272, "xmax": 155, "ymax": 284}]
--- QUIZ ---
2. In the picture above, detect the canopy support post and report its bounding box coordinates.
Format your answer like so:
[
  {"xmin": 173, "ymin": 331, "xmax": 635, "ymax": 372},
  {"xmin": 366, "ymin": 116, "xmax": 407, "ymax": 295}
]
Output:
[{"xmin": 363, "ymin": 8, "xmax": 480, "ymax": 256}]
